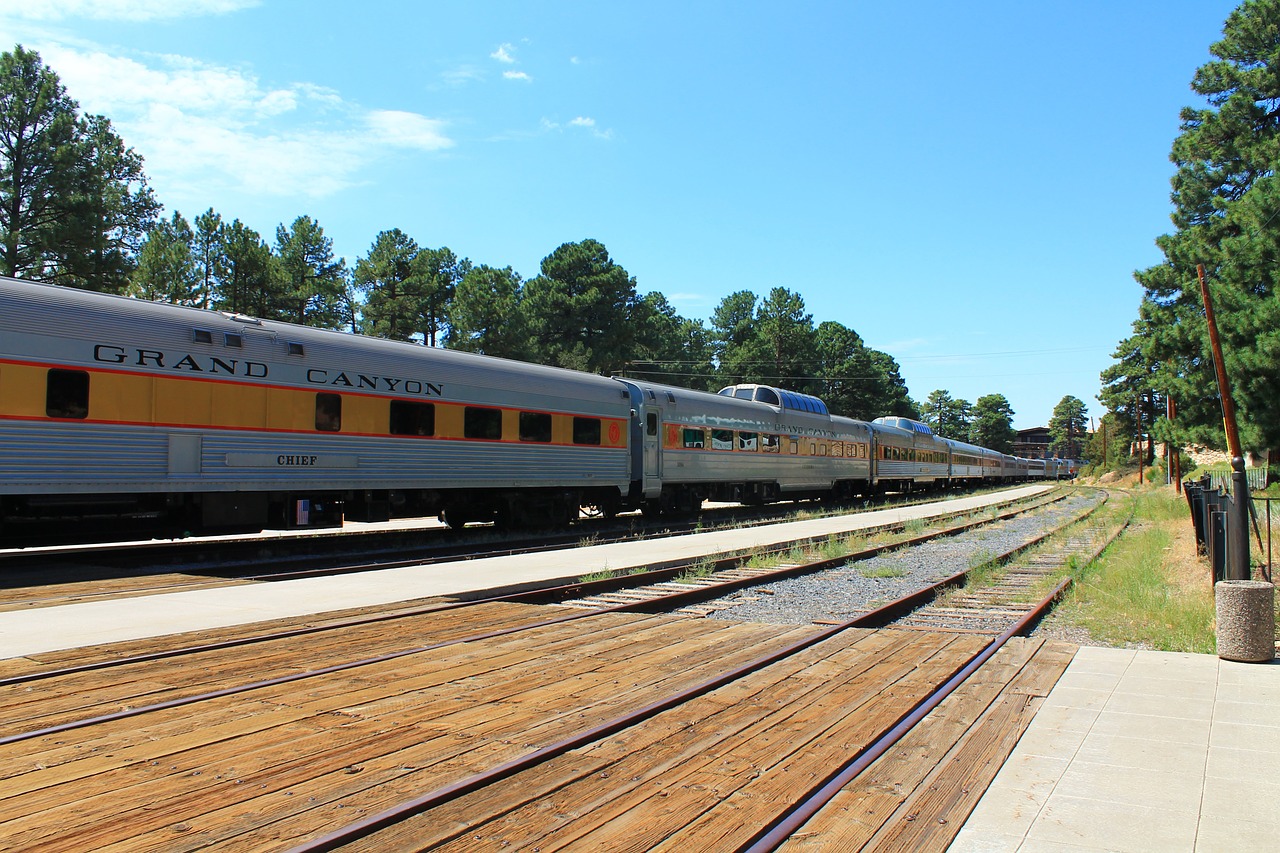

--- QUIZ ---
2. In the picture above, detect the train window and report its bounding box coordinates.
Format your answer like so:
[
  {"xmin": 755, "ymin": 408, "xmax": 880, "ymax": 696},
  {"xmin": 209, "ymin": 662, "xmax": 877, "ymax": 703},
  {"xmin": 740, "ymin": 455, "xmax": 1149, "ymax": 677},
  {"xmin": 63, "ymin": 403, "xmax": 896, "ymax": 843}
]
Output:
[
  {"xmin": 682, "ymin": 428, "xmax": 705, "ymax": 449},
  {"xmin": 192, "ymin": 328, "xmax": 213, "ymax": 344},
  {"xmin": 734, "ymin": 388, "xmax": 753, "ymax": 400},
  {"xmin": 762, "ymin": 434, "xmax": 779, "ymax": 453},
  {"xmin": 572, "ymin": 417, "xmax": 601, "ymax": 445},
  {"xmin": 789, "ymin": 441, "xmax": 799, "ymax": 455},
  {"xmin": 390, "ymin": 400, "xmax": 435, "ymax": 436},
  {"xmin": 738, "ymin": 432, "xmax": 758, "ymax": 451},
  {"xmin": 315, "ymin": 393, "xmax": 342, "ymax": 432},
  {"xmin": 465, "ymin": 406, "xmax": 503, "ymax": 440},
  {"xmin": 46, "ymin": 369, "xmax": 89, "ymax": 419},
  {"xmin": 711, "ymin": 429, "xmax": 733, "ymax": 450},
  {"xmin": 287, "ymin": 342, "xmax": 305, "ymax": 356},
  {"xmin": 646, "ymin": 412, "xmax": 658, "ymax": 437},
  {"xmin": 755, "ymin": 387, "xmax": 780, "ymax": 405},
  {"xmin": 818, "ymin": 443, "xmax": 827, "ymax": 456},
  {"xmin": 224, "ymin": 333, "xmax": 243, "ymax": 348},
  {"xmin": 519, "ymin": 411, "xmax": 552, "ymax": 443}
]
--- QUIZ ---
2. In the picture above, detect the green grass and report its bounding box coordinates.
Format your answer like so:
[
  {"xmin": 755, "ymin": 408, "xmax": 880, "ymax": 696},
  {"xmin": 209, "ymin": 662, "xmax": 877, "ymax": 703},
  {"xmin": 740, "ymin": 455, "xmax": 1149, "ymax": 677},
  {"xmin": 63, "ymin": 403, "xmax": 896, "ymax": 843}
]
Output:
[
  {"xmin": 819, "ymin": 534, "xmax": 850, "ymax": 561},
  {"xmin": 1050, "ymin": 490, "xmax": 1217, "ymax": 654},
  {"xmin": 860, "ymin": 565, "xmax": 908, "ymax": 579},
  {"xmin": 676, "ymin": 558, "xmax": 717, "ymax": 584}
]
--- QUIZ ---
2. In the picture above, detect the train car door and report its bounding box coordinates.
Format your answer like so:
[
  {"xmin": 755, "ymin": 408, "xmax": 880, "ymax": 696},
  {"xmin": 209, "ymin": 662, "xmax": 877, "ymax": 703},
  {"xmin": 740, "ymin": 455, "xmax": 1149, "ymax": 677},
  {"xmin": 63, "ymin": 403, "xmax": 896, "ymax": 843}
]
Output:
[
  {"xmin": 642, "ymin": 406, "xmax": 662, "ymax": 483},
  {"xmin": 615, "ymin": 379, "xmax": 663, "ymax": 499}
]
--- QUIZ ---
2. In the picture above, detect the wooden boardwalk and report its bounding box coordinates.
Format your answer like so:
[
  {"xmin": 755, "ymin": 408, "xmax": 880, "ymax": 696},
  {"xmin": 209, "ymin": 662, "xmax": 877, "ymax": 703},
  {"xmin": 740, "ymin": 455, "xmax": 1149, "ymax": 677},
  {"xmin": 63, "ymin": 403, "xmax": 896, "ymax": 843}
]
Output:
[{"xmin": 0, "ymin": 606, "xmax": 1073, "ymax": 851}]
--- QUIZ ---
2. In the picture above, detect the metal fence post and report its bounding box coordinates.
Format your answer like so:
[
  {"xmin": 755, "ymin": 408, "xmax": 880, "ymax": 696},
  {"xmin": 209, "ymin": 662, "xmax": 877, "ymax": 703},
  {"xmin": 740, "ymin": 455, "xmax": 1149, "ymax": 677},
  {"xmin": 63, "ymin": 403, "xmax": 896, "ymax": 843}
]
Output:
[{"xmin": 1211, "ymin": 510, "xmax": 1228, "ymax": 583}]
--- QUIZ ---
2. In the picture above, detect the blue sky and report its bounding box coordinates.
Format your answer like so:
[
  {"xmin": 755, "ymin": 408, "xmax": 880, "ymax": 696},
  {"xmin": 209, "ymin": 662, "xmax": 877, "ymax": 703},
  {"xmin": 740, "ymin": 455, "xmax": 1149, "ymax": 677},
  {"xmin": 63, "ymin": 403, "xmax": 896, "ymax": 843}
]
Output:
[{"xmin": 0, "ymin": 0, "xmax": 1243, "ymax": 429}]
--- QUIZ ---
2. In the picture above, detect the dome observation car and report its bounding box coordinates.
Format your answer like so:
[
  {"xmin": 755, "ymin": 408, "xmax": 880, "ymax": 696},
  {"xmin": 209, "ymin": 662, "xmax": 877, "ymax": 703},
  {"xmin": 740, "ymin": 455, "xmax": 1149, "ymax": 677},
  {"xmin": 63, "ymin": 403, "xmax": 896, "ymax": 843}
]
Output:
[
  {"xmin": 872, "ymin": 416, "xmax": 934, "ymax": 435},
  {"xmin": 717, "ymin": 384, "xmax": 829, "ymax": 415}
]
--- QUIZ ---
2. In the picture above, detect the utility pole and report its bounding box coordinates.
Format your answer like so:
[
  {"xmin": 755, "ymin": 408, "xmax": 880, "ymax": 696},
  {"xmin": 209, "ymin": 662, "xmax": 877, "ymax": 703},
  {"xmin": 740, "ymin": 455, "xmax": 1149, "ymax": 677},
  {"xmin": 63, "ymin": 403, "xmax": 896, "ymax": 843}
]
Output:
[
  {"xmin": 1137, "ymin": 393, "xmax": 1143, "ymax": 486},
  {"xmin": 1101, "ymin": 418, "xmax": 1108, "ymax": 471}
]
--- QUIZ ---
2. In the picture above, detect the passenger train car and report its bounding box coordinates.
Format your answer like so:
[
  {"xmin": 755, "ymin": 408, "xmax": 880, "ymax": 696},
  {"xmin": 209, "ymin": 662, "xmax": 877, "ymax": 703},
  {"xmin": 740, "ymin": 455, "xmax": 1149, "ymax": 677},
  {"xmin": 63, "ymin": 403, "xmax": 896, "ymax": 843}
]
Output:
[{"xmin": 0, "ymin": 277, "xmax": 1055, "ymax": 544}]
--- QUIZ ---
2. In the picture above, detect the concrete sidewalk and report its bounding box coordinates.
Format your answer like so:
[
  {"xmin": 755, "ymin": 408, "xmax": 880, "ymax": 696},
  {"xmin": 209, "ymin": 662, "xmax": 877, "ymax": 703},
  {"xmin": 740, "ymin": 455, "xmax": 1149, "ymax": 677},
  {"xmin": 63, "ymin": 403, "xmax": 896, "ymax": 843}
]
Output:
[{"xmin": 951, "ymin": 645, "xmax": 1280, "ymax": 852}]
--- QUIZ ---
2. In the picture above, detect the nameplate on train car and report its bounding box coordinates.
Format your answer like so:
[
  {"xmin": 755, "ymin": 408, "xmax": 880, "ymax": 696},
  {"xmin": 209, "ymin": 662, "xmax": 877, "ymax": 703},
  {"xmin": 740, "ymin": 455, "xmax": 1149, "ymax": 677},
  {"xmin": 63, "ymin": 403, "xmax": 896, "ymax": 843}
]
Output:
[{"xmin": 224, "ymin": 453, "xmax": 359, "ymax": 469}]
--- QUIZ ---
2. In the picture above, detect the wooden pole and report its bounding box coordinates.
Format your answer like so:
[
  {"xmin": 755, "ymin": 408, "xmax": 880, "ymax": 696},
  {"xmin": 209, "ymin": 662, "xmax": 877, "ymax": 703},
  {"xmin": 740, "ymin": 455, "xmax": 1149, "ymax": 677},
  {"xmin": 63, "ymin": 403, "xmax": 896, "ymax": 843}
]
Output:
[
  {"xmin": 1198, "ymin": 262, "xmax": 1250, "ymax": 579},
  {"xmin": 1198, "ymin": 264, "xmax": 1244, "ymax": 460},
  {"xmin": 1137, "ymin": 392, "xmax": 1144, "ymax": 485}
]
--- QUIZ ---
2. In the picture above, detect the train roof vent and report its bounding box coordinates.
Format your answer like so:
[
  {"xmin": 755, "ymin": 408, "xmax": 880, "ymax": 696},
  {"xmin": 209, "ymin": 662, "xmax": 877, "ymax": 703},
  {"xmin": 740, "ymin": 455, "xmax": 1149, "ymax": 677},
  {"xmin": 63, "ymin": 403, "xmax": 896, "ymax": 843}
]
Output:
[{"xmin": 218, "ymin": 311, "xmax": 263, "ymax": 325}]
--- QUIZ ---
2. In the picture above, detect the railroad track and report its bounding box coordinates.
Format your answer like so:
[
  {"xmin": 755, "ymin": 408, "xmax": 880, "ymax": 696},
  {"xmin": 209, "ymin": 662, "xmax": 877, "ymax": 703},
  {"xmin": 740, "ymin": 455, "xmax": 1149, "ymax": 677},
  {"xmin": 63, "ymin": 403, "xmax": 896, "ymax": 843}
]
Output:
[
  {"xmin": 0, "ymin": 488, "xmax": 1121, "ymax": 851},
  {"xmin": 557, "ymin": 487, "xmax": 1099, "ymax": 619},
  {"xmin": 0, "ymin": 486, "xmax": 1051, "ymax": 611},
  {"xmin": 898, "ymin": 529, "xmax": 1116, "ymax": 634}
]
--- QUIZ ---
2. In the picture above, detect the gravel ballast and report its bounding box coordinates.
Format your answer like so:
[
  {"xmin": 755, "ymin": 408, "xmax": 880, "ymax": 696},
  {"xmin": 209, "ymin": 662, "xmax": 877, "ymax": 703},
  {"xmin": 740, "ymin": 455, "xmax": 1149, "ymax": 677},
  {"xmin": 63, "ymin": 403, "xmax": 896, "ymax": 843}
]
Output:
[{"xmin": 704, "ymin": 491, "xmax": 1106, "ymax": 625}]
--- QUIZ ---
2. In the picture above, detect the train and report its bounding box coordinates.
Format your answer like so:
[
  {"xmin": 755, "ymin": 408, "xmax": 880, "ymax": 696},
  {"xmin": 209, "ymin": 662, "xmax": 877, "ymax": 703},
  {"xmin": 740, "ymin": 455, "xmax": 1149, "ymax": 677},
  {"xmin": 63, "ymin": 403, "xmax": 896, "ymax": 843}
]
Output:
[{"xmin": 0, "ymin": 276, "xmax": 1073, "ymax": 544}]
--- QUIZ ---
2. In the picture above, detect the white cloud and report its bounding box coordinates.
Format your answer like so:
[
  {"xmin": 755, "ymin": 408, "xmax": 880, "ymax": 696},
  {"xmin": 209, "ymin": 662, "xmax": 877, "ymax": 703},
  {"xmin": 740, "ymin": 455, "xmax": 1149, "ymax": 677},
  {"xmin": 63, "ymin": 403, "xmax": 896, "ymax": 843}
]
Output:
[
  {"xmin": 364, "ymin": 110, "xmax": 452, "ymax": 151},
  {"xmin": 40, "ymin": 45, "xmax": 452, "ymax": 200},
  {"xmin": 537, "ymin": 116, "xmax": 611, "ymax": 140},
  {"xmin": 0, "ymin": 0, "xmax": 258, "ymax": 22},
  {"xmin": 490, "ymin": 43, "xmax": 516, "ymax": 64},
  {"xmin": 503, "ymin": 70, "xmax": 532, "ymax": 82},
  {"xmin": 442, "ymin": 65, "xmax": 483, "ymax": 87}
]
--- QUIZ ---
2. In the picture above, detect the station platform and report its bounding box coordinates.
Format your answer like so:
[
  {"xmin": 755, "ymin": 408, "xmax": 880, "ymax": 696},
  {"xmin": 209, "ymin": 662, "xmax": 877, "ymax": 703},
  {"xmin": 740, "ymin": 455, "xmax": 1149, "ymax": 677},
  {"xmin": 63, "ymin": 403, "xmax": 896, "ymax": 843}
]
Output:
[
  {"xmin": 0, "ymin": 485, "xmax": 1051, "ymax": 660},
  {"xmin": 950, "ymin": 645, "xmax": 1280, "ymax": 852}
]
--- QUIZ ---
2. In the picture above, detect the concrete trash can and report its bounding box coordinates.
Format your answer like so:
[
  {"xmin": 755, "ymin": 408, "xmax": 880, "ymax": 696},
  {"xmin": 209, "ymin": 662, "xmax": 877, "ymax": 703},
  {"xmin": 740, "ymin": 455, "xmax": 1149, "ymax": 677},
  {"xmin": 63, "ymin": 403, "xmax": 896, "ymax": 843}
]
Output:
[{"xmin": 1215, "ymin": 580, "xmax": 1276, "ymax": 662}]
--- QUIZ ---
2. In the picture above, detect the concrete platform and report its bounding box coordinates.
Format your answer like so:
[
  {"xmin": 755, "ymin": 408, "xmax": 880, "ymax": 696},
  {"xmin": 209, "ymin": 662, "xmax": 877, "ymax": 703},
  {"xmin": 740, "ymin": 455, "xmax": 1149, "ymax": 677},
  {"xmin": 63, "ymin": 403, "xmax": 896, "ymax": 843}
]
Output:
[
  {"xmin": 950, "ymin": 645, "xmax": 1280, "ymax": 852},
  {"xmin": 0, "ymin": 485, "xmax": 1051, "ymax": 659}
]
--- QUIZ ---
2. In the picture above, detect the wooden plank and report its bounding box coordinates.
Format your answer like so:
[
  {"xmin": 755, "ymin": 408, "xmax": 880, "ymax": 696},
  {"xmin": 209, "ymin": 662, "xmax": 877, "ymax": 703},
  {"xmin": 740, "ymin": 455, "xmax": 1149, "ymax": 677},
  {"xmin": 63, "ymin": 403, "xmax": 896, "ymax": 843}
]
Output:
[
  {"xmin": 403, "ymin": 632, "xmax": 966, "ymax": 852},
  {"xmin": 776, "ymin": 639, "xmax": 1076, "ymax": 851},
  {"xmin": 774, "ymin": 638, "xmax": 1046, "ymax": 849},
  {"xmin": 858, "ymin": 642, "xmax": 1075, "ymax": 851},
  {"xmin": 79, "ymin": 620, "xmax": 817, "ymax": 851},
  {"xmin": 0, "ymin": 612, "xmax": 812, "ymax": 850}
]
